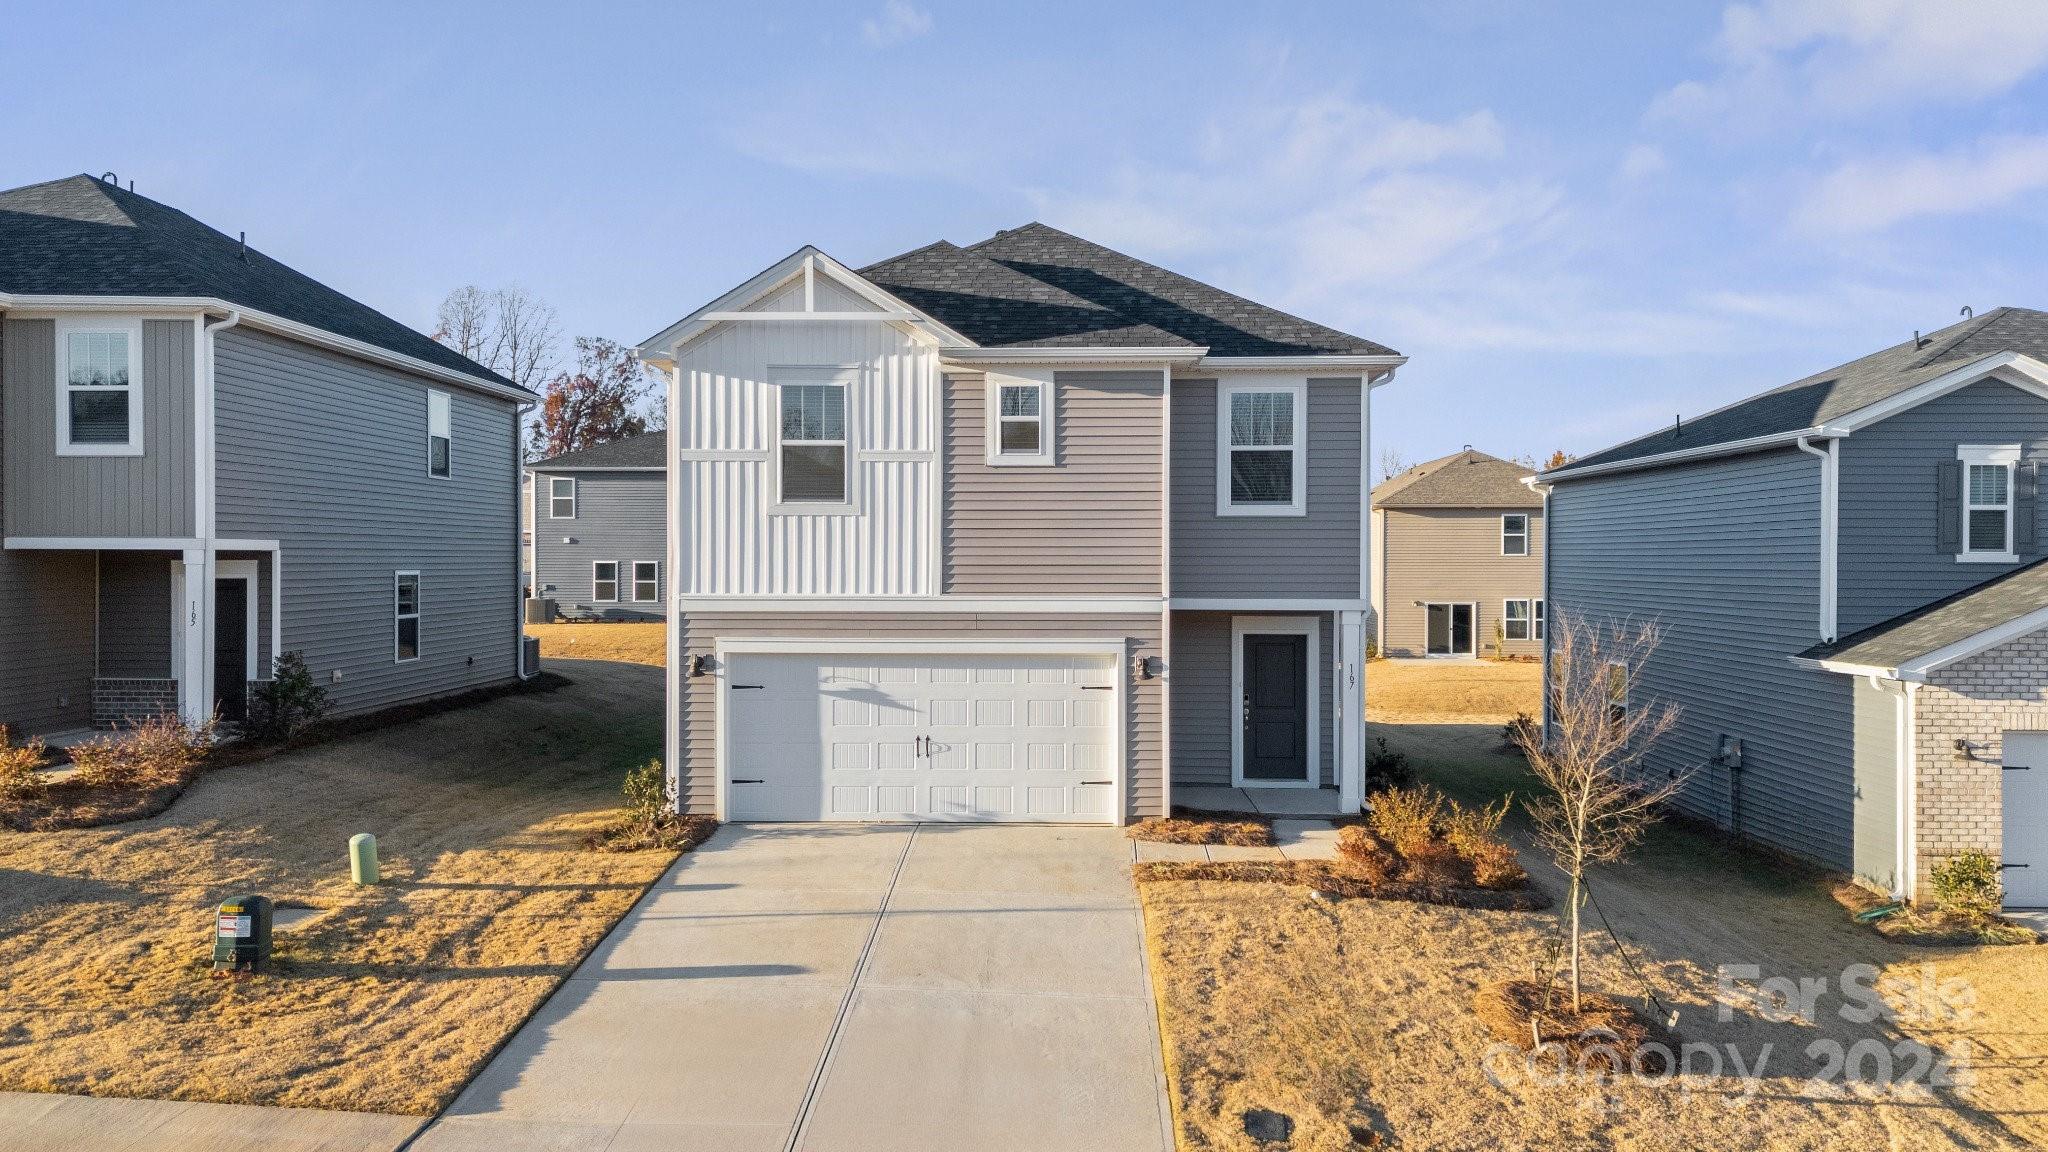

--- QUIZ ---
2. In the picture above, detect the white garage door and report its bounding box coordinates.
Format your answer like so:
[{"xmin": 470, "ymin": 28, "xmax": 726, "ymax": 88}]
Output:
[
  {"xmin": 2004, "ymin": 731, "xmax": 2048, "ymax": 908},
  {"xmin": 726, "ymin": 652, "xmax": 1119, "ymax": 823}
]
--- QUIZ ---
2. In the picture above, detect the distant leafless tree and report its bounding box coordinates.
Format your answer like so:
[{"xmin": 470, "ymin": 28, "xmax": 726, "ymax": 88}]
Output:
[
  {"xmin": 1513, "ymin": 612, "xmax": 1684, "ymax": 1014},
  {"xmin": 1376, "ymin": 447, "xmax": 1410, "ymax": 485},
  {"xmin": 433, "ymin": 285, "xmax": 561, "ymax": 394}
]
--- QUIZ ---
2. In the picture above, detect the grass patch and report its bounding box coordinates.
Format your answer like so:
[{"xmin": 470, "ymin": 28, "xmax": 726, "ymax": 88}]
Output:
[
  {"xmin": 527, "ymin": 622, "xmax": 665, "ymax": 666},
  {"xmin": 1367, "ymin": 659, "xmax": 1541, "ymax": 723},
  {"xmin": 1129, "ymin": 808, "xmax": 1273, "ymax": 846},
  {"xmin": 1134, "ymin": 858, "xmax": 1547, "ymax": 911},
  {"xmin": 0, "ymin": 661, "xmax": 676, "ymax": 1116},
  {"xmin": 1830, "ymin": 879, "xmax": 2040, "ymax": 947}
]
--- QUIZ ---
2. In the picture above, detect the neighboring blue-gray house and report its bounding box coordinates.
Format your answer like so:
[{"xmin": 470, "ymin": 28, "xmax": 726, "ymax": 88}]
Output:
[
  {"xmin": 1539, "ymin": 307, "xmax": 2048, "ymax": 908},
  {"xmin": 527, "ymin": 432, "xmax": 667, "ymax": 621},
  {"xmin": 0, "ymin": 174, "xmax": 532, "ymax": 736}
]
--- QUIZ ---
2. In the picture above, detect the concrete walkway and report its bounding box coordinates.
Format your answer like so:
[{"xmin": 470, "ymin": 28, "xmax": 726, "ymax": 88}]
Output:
[
  {"xmin": 0, "ymin": 1091, "xmax": 422, "ymax": 1152},
  {"xmin": 413, "ymin": 823, "xmax": 1174, "ymax": 1152}
]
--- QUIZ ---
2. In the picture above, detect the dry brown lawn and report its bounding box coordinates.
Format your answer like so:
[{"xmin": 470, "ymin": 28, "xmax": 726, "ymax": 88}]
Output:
[
  {"xmin": 1141, "ymin": 720, "xmax": 2048, "ymax": 1150},
  {"xmin": 0, "ymin": 659, "xmax": 673, "ymax": 1116},
  {"xmin": 1368, "ymin": 658, "xmax": 1541, "ymax": 723},
  {"xmin": 527, "ymin": 621, "xmax": 666, "ymax": 667}
]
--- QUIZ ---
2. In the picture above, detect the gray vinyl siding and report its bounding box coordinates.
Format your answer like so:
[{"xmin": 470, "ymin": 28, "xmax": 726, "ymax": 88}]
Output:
[
  {"xmin": 1548, "ymin": 447, "xmax": 1857, "ymax": 869},
  {"xmin": 1378, "ymin": 507, "xmax": 1545, "ymax": 658},
  {"xmin": 0, "ymin": 550, "xmax": 96, "ymax": 734},
  {"xmin": 530, "ymin": 470, "xmax": 666, "ymax": 620},
  {"xmin": 1169, "ymin": 610, "xmax": 1335, "ymax": 788},
  {"xmin": 675, "ymin": 612, "xmax": 1164, "ymax": 820},
  {"xmin": 942, "ymin": 371, "xmax": 1163, "ymax": 595},
  {"xmin": 2, "ymin": 317, "xmax": 195, "ymax": 539},
  {"xmin": 1850, "ymin": 675, "xmax": 1902, "ymax": 892},
  {"xmin": 213, "ymin": 327, "xmax": 519, "ymax": 717},
  {"xmin": 1837, "ymin": 378, "xmax": 2048, "ymax": 633},
  {"xmin": 1171, "ymin": 378, "xmax": 1362, "ymax": 598},
  {"xmin": 97, "ymin": 551, "xmax": 173, "ymax": 679}
]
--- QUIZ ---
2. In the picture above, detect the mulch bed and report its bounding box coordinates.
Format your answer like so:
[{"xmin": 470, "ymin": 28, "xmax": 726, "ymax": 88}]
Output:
[
  {"xmin": 1475, "ymin": 978, "xmax": 1670, "ymax": 1069},
  {"xmin": 587, "ymin": 814, "xmax": 720, "ymax": 854},
  {"xmin": 1128, "ymin": 806, "xmax": 1274, "ymax": 846},
  {"xmin": 1133, "ymin": 858, "xmax": 1551, "ymax": 911},
  {"xmin": 1829, "ymin": 879, "xmax": 2040, "ymax": 947}
]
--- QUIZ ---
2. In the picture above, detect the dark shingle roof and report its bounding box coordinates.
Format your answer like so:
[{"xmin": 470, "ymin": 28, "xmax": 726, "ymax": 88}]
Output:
[
  {"xmin": 1372, "ymin": 449, "xmax": 1539, "ymax": 509},
  {"xmin": 1798, "ymin": 558, "xmax": 2048, "ymax": 671},
  {"xmin": 860, "ymin": 222, "xmax": 1396, "ymax": 357},
  {"xmin": 1558, "ymin": 307, "xmax": 2048, "ymax": 476},
  {"xmin": 0, "ymin": 174, "xmax": 515, "ymax": 389},
  {"xmin": 529, "ymin": 430, "xmax": 666, "ymax": 471}
]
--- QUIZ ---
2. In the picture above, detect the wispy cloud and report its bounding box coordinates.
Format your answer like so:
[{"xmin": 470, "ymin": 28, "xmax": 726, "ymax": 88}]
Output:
[
  {"xmin": 860, "ymin": 1, "xmax": 932, "ymax": 48},
  {"xmin": 1618, "ymin": 143, "xmax": 1667, "ymax": 181},
  {"xmin": 1793, "ymin": 134, "xmax": 2048, "ymax": 233}
]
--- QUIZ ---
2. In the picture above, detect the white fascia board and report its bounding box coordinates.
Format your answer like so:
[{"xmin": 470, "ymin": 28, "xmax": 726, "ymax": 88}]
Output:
[
  {"xmin": 1790, "ymin": 655, "xmax": 1909, "ymax": 680},
  {"xmin": 1195, "ymin": 354, "xmax": 1408, "ymax": 374},
  {"xmin": 1171, "ymin": 597, "xmax": 1369, "ymax": 611},
  {"xmin": 715, "ymin": 637, "xmax": 1128, "ymax": 656},
  {"xmin": 678, "ymin": 595, "xmax": 1164, "ymax": 613},
  {"xmin": 1827, "ymin": 353, "xmax": 2048, "ymax": 433},
  {"xmin": 523, "ymin": 465, "xmax": 666, "ymax": 473},
  {"xmin": 1539, "ymin": 428, "xmax": 1846, "ymax": 483},
  {"xmin": 942, "ymin": 346, "xmax": 1206, "ymax": 367}
]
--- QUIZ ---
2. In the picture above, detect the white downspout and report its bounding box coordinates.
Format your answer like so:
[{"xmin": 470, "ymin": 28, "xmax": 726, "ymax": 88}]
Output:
[
  {"xmin": 195, "ymin": 310, "xmax": 239, "ymax": 723},
  {"xmin": 1796, "ymin": 436, "xmax": 1838, "ymax": 643}
]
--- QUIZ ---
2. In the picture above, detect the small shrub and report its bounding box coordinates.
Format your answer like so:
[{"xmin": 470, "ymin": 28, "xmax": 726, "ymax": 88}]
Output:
[
  {"xmin": 622, "ymin": 757, "xmax": 671, "ymax": 834},
  {"xmin": 590, "ymin": 760, "xmax": 720, "ymax": 853},
  {"xmin": 1366, "ymin": 736, "xmax": 1417, "ymax": 793},
  {"xmin": 1334, "ymin": 824, "xmax": 1396, "ymax": 883},
  {"xmin": 0, "ymin": 726, "xmax": 49, "ymax": 802},
  {"xmin": 70, "ymin": 713, "xmax": 215, "ymax": 791},
  {"xmin": 1365, "ymin": 636, "xmax": 1380, "ymax": 660},
  {"xmin": 1366, "ymin": 785, "xmax": 1442, "ymax": 857},
  {"xmin": 1401, "ymin": 839, "xmax": 1472, "ymax": 887},
  {"xmin": 1441, "ymin": 795, "xmax": 1511, "ymax": 858},
  {"xmin": 1491, "ymin": 618, "xmax": 1507, "ymax": 660},
  {"xmin": 1503, "ymin": 712, "xmax": 1539, "ymax": 752},
  {"xmin": 1931, "ymin": 850, "xmax": 2003, "ymax": 920},
  {"xmin": 1469, "ymin": 840, "xmax": 1528, "ymax": 889},
  {"xmin": 249, "ymin": 651, "xmax": 330, "ymax": 741}
]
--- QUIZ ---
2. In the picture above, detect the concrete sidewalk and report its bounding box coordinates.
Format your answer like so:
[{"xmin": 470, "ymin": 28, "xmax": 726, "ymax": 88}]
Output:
[
  {"xmin": 414, "ymin": 823, "xmax": 1174, "ymax": 1152},
  {"xmin": 0, "ymin": 1091, "xmax": 422, "ymax": 1152}
]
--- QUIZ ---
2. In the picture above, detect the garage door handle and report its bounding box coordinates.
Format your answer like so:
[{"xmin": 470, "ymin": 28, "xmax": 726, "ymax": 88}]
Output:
[
  {"xmin": 733, "ymin": 778, "xmax": 764, "ymax": 785},
  {"xmin": 1081, "ymin": 685, "xmax": 1111, "ymax": 691},
  {"xmin": 1082, "ymin": 780, "xmax": 1111, "ymax": 786},
  {"xmin": 2002, "ymin": 863, "xmax": 2031, "ymax": 870},
  {"xmin": 2005, "ymin": 765, "xmax": 2032, "ymax": 771},
  {"xmin": 731, "ymin": 684, "xmax": 764, "ymax": 691}
]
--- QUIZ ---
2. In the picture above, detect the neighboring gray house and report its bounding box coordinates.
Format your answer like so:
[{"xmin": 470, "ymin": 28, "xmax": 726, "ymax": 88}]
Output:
[
  {"xmin": 527, "ymin": 432, "xmax": 667, "ymax": 621},
  {"xmin": 0, "ymin": 174, "xmax": 531, "ymax": 736},
  {"xmin": 637, "ymin": 225, "xmax": 1402, "ymax": 824},
  {"xmin": 1369, "ymin": 448, "xmax": 1543, "ymax": 658},
  {"xmin": 1539, "ymin": 307, "xmax": 2048, "ymax": 907}
]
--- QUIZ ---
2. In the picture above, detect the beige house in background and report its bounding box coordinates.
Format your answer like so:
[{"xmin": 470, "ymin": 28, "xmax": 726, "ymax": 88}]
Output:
[{"xmin": 1370, "ymin": 449, "xmax": 1544, "ymax": 658}]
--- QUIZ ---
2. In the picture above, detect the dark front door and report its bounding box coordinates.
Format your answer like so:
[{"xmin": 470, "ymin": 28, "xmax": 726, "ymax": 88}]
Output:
[
  {"xmin": 214, "ymin": 578, "xmax": 249, "ymax": 723},
  {"xmin": 1241, "ymin": 633, "xmax": 1309, "ymax": 783}
]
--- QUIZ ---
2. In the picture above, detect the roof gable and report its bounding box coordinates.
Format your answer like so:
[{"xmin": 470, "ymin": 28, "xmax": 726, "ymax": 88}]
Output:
[
  {"xmin": 636, "ymin": 245, "xmax": 972, "ymax": 358},
  {"xmin": 1373, "ymin": 449, "xmax": 1538, "ymax": 508},
  {"xmin": 860, "ymin": 241, "xmax": 1191, "ymax": 348},
  {"xmin": 529, "ymin": 429, "xmax": 667, "ymax": 471}
]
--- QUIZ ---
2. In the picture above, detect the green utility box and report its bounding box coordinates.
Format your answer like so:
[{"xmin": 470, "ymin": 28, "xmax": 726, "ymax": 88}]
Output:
[{"xmin": 212, "ymin": 895, "xmax": 272, "ymax": 974}]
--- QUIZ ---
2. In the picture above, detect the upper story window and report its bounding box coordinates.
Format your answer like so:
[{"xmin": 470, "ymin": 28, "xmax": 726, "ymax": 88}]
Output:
[
  {"xmin": 394, "ymin": 571, "xmax": 421, "ymax": 663},
  {"xmin": 549, "ymin": 477, "xmax": 576, "ymax": 518},
  {"xmin": 777, "ymin": 380, "xmax": 849, "ymax": 504},
  {"xmin": 985, "ymin": 374, "xmax": 1054, "ymax": 466},
  {"xmin": 1502, "ymin": 513, "xmax": 1530, "ymax": 556},
  {"xmin": 427, "ymin": 390, "xmax": 452, "ymax": 478},
  {"xmin": 57, "ymin": 318, "xmax": 144, "ymax": 456},
  {"xmin": 1217, "ymin": 380, "xmax": 1307, "ymax": 516},
  {"xmin": 1956, "ymin": 445, "xmax": 2021, "ymax": 562}
]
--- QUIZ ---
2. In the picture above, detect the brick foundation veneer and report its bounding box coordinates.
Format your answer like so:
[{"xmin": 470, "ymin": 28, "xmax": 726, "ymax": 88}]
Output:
[
  {"xmin": 1913, "ymin": 629, "xmax": 2048, "ymax": 901},
  {"xmin": 91, "ymin": 678, "xmax": 180, "ymax": 728}
]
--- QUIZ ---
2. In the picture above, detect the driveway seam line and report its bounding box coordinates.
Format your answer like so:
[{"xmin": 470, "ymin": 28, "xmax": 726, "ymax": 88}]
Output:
[{"xmin": 783, "ymin": 823, "xmax": 918, "ymax": 1152}]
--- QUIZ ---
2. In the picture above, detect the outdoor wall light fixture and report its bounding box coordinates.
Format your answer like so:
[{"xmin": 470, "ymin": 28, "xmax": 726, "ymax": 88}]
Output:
[
  {"xmin": 690, "ymin": 654, "xmax": 712, "ymax": 677},
  {"xmin": 1135, "ymin": 655, "xmax": 1163, "ymax": 680}
]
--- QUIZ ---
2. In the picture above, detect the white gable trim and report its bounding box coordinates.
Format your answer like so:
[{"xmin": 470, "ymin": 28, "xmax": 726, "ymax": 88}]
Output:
[
  {"xmin": 636, "ymin": 248, "xmax": 974, "ymax": 362},
  {"xmin": 1797, "ymin": 600, "xmax": 2048, "ymax": 682}
]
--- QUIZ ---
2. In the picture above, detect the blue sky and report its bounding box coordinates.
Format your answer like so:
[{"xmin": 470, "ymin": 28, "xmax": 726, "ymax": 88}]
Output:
[{"xmin": 7, "ymin": 1, "xmax": 2047, "ymax": 471}]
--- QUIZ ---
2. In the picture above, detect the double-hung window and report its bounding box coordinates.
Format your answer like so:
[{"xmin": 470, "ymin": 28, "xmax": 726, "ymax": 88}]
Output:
[
  {"xmin": 549, "ymin": 477, "xmax": 576, "ymax": 518},
  {"xmin": 427, "ymin": 390, "xmax": 452, "ymax": 478},
  {"xmin": 777, "ymin": 378, "xmax": 849, "ymax": 504},
  {"xmin": 57, "ymin": 317, "xmax": 144, "ymax": 455},
  {"xmin": 1606, "ymin": 662, "xmax": 1629, "ymax": 732},
  {"xmin": 632, "ymin": 560, "xmax": 660, "ymax": 603},
  {"xmin": 593, "ymin": 561, "xmax": 620, "ymax": 603},
  {"xmin": 986, "ymin": 374, "xmax": 1054, "ymax": 465},
  {"xmin": 1533, "ymin": 598, "xmax": 1546, "ymax": 641},
  {"xmin": 1502, "ymin": 513, "xmax": 1529, "ymax": 556},
  {"xmin": 394, "ymin": 572, "xmax": 421, "ymax": 663},
  {"xmin": 1218, "ymin": 380, "xmax": 1307, "ymax": 515},
  {"xmin": 1958, "ymin": 445, "xmax": 2019, "ymax": 561},
  {"xmin": 1504, "ymin": 599, "xmax": 1533, "ymax": 641}
]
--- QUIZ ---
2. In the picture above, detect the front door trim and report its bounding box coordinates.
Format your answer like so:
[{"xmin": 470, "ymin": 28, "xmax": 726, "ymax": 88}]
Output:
[
  {"xmin": 1230, "ymin": 615, "xmax": 1320, "ymax": 789},
  {"xmin": 214, "ymin": 559, "xmax": 259, "ymax": 720}
]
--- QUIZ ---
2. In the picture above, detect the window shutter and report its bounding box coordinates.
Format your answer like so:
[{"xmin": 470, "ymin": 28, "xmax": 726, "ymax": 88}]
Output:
[
  {"xmin": 2018, "ymin": 460, "xmax": 2039, "ymax": 554},
  {"xmin": 1937, "ymin": 462, "xmax": 1961, "ymax": 553}
]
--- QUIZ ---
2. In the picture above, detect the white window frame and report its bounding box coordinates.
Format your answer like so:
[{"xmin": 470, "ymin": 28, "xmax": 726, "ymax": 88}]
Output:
[
  {"xmin": 592, "ymin": 560, "xmax": 620, "ymax": 603},
  {"xmin": 1503, "ymin": 598, "xmax": 1533, "ymax": 641},
  {"xmin": 1423, "ymin": 601, "xmax": 1478, "ymax": 658},
  {"xmin": 1502, "ymin": 512, "xmax": 1530, "ymax": 556},
  {"xmin": 772, "ymin": 367, "xmax": 858, "ymax": 513},
  {"xmin": 1216, "ymin": 378, "xmax": 1309, "ymax": 517},
  {"xmin": 549, "ymin": 476, "xmax": 576, "ymax": 519},
  {"xmin": 631, "ymin": 560, "xmax": 660, "ymax": 603},
  {"xmin": 1958, "ymin": 444, "xmax": 2020, "ymax": 563},
  {"xmin": 984, "ymin": 370, "xmax": 1055, "ymax": 466},
  {"xmin": 393, "ymin": 571, "xmax": 421, "ymax": 664},
  {"xmin": 1606, "ymin": 660, "xmax": 1629, "ymax": 730},
  {"xmin": 426, "ymin": 389, "xmax": 452, "ymax": 479},
  {"xmin": 55, "ymin": 315, "xmax": 145, "ymax": 457},
  {"xmin": 1533, "ymin": 598, "xmax": 1546, "ymax": 641}
]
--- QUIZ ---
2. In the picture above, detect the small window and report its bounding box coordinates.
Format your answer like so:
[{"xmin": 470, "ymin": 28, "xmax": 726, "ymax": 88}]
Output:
[
  {"xmin": 57, "ymin": 320, "xmax": 144, "ymax": 455},
  {"xmin": 1533, "ymin": 598, "xmax": 1546, "ymax": 641},
  {"xmin": 779, "ymin": 382, "xmax": 847, "ymax": 503},
  {"xmin": 986, "ymin": 376, "xmax": 1054, "ymax": 465},
  {"xmin": 632, "ymin": 560, "xmax": 660, "ymax": 603},
  {"xmin": 549, "ymin": 477, "xmax": 576, "ymax": 518},
  {"xmin": 1502, "ymin": 513, "xmax": 1529, "ymax": 556},
  {"xmin": 593, "ymin": 561, "xmax": 619, "ymax": 603},
  {"xmin": 1965, "ymin": 461, "xmax": 2012, "ymax": 555},
  {"xmin": 1504, "ymin": 599, "xmax": 1532, "ymax": 641},
  {"xmin": 1219, "ymin": 382, "xmax": 1306, "ymax": 515},
  {"xmin": 1606, "ymin": 662, "xmax": 1629, "ymax": 731},
  {"xmin": 394, "ymin": 572, "xmax": 421, "ymax": 663},
  {"xmin": 427, "ymin": 390, "xmax": 452, "ymax": 478}
]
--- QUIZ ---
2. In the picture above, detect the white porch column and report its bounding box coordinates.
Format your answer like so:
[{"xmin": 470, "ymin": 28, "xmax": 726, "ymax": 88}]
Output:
[
  {"xmin": 1338, "ymin": 609, "xmax": 1366, "ymax": 811},
  {"xmin": 176, "ymin": 548, "xmax": 211, "ymax": 727}
]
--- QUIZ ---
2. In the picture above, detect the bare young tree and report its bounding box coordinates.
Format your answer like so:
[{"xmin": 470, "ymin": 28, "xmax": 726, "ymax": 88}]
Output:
[
  {"xmin": 1513, "ymin": 611, "xmax": 1684, "ymax": 1013},
  {"xmin": 1376, "ymin": 447, "xmax": 1410, "ymax": 485},
  {"xmin": 433, "ymin": 284, "xmax": 561, "ymax": 394}
]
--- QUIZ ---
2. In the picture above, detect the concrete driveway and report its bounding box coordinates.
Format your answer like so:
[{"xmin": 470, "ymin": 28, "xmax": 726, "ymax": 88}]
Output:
[{"xmin": 413, "ymin": 823, "xmax": 1173, "ymax": 1152}]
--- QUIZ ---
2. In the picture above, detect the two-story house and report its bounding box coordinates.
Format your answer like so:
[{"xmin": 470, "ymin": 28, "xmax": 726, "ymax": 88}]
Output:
[
  {"xmin": 1369, "ymin": 448, "xmax": 1543, "ymax": 658},
  {"xmin": 637, "ymin": 225, "xmax": 1402, "ymax": 824},
  {"xmin": 527, "ymin": 431, "xmax": 667, "ymax": 621},
  {"xmin": 1541, "ymin": 308, "xmax": 2048, "ymax": 908},
  {"xmin": 0, "ymin": 174, "xmax": 530, "ymax": 737}
]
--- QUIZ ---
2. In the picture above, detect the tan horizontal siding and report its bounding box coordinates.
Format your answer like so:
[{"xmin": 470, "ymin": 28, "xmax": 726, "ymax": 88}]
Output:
[{"xmin": 1379, "ymin": 507, "xmax": 1546, "ymax": 657}]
